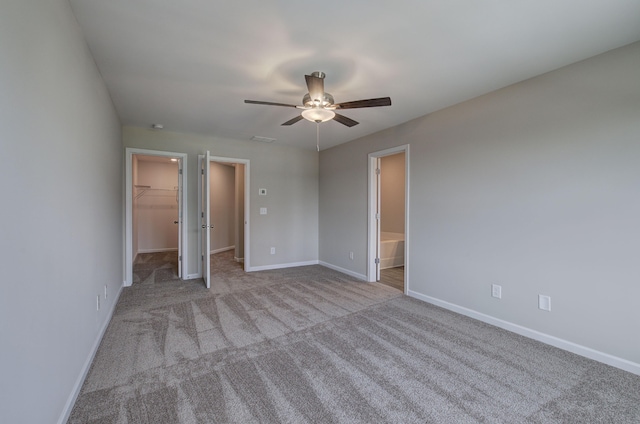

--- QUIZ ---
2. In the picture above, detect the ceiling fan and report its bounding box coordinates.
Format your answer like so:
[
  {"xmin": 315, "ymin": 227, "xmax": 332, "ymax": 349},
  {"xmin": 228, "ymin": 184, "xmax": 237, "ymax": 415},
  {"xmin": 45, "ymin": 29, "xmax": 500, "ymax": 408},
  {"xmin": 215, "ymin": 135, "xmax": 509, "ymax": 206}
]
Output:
[{"xmin": 244, "ymin": 71, "xmax": 391, "ymax": 127}]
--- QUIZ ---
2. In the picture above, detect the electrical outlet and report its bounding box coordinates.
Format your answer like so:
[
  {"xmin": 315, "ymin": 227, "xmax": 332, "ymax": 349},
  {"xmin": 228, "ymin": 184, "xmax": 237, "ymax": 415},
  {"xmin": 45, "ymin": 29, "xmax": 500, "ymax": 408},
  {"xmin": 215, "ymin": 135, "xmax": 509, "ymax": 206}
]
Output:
[
  {"xmin": 270, "ymin": 247, "xmax": 276, "ymax": 255},
  {"xmin": 492, "ymin": 284, "xmax": 502, "ymax": 299},
  {"xmin": 538, "ymin": 295, "xmax": 551, "ymax": 311},
  {"xmin": 349, "ymin": 251, "xmax": 354, "ymax": 260}
]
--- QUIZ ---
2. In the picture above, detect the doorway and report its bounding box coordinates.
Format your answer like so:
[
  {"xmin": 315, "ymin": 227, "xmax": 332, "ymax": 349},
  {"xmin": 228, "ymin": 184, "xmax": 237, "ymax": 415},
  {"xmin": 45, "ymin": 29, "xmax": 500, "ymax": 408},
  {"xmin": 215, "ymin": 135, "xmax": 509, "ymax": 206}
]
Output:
[
  {"xmin": 199, "ymin": 153, "xmax": 250, "ymax": 289},
  {"xmin": 125, "ymin": 148, "xmax": 188, "ymax": 287},
  {"xmin": 368, "ymin": 145, "xmax": 410, "ymax": 293}
]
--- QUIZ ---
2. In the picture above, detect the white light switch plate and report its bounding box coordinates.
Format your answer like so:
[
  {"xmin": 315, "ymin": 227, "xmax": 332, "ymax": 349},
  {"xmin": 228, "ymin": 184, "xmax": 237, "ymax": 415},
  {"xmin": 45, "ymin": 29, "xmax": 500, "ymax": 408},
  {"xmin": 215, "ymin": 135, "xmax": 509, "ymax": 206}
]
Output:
[
  {"xmin": 538, "ymin": 295, "xmax": 551, "ymax": 311},
  {"xmin": 492, "ymin": 284, "xmax": 501, "ymax": 299},
  {"xmin": 260, "ymin": 207, "xmax": 267, "ymax": 215}
]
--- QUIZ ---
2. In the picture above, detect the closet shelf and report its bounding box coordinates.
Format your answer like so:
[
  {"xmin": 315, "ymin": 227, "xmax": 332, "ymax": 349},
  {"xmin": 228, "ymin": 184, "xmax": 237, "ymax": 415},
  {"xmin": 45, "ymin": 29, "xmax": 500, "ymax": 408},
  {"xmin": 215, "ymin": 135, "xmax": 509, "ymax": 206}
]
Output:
[{"xmin": 134, "ymin": 186, "xmax": 178, "ymax": 200}]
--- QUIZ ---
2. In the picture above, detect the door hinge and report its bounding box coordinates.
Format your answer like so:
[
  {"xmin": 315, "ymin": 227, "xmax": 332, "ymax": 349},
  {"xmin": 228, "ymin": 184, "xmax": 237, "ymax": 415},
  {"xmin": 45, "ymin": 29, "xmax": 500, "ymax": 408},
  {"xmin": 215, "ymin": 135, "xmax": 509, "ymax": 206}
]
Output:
[
  {"xmin": 201, "ymin": 211, "xmax": 204, "ymax": 218},
  {"xmin": 201, "ymin": 169, "xmax": 204, "ymax": 175},
  {"xmin": 178, "ymin": 255, "xmax": 182, "ymax": 261},
  {"xmin": 376, "ymin": 213, "xmax": 380, "ymax": 220},
  {"xmin": 375, "ymin": 258, "xmax": 380, "ymax": 264},
  {"xmin": 202, "ymin": 255, "xmax": 204, "ymax": 261},
  {"xmin": 179, "ymin": 168, "xmax": 183, "ymax": 175},
  {"xmin": 376, "ymin": 168, "xmax": 381, "ymax": 175}
]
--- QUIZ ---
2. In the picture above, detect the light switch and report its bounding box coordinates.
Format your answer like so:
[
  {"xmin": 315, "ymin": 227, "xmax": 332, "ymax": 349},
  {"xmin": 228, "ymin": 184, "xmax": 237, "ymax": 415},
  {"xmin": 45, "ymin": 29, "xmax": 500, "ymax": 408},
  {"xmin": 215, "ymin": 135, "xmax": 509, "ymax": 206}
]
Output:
[
  {"xmin": 538, "ymin": 295, "xmax": 551, "ymax": 311},
  {"xmin": 260, "ymin": 207, "xmax": 267, "ymax": 215}
]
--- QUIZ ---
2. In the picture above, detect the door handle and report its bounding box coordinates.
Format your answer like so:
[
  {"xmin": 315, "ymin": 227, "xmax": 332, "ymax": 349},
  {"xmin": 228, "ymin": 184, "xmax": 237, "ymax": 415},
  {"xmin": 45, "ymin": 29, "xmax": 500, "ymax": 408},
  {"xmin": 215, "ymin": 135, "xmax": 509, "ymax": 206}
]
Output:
[
  {"xmin": 202, "ymin": 225, "xmax": 214, "ymax": 229},
  {"xmin": 173, "ymin": 221, "xmax": 179, "ymax": 224}
]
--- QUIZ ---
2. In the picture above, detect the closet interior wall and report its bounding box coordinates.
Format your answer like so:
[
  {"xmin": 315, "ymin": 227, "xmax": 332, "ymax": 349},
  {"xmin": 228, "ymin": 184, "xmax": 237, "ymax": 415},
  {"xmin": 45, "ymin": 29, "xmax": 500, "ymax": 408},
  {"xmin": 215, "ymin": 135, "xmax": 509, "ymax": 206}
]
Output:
[{"xmin": 133, "ymin": 156, "xmax": 179, "ymax": 259}]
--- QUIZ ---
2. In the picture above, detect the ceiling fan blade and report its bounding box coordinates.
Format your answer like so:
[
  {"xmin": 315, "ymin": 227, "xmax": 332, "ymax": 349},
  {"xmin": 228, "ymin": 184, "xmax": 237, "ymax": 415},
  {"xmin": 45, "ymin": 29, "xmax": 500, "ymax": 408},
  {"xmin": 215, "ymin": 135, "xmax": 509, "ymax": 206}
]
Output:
[
  {"xmin": 245, "ymin": 100, "xmax": 299, "ymax": 108},
  {"xmin": 333, "ymin": 113, "xmax": 359, "ymax": 127},
  {"xmin": 281, "ymin": 115, "xmax": 305, "ymax": 126},
  {"xmin": 305, "ymin": 74, "xmax": 325, "ymax": 104},
  {"xmin": 335, "ymin": 97, "xmax": 392, "ymax": 109}
]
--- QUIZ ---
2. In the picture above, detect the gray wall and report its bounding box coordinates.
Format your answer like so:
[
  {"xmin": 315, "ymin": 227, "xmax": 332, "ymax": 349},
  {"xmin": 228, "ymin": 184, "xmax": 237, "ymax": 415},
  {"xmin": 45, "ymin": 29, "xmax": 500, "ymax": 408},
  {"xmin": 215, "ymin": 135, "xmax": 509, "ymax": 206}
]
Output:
[
  {"xmin": 0, "ymin": 0, "xmax": 123, "ymax": 422},
  {"xmin": 320, "ymin": 42, "xmax": 640, "ymax": 365},
  {"xmin": 123, "ymin": 127, "xmax": 319, "ymax": 273}
]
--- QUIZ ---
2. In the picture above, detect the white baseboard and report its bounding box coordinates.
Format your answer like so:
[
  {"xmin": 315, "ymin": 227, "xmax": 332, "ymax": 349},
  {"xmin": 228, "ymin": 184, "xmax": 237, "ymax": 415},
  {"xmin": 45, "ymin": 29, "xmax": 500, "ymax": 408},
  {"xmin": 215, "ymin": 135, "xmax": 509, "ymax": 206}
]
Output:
[
  {"xmin": 137, "ymin": 247, "xmax": 178, "ymax": 254},
  {"xmin": 234, "ymin": 257, "xmax": 244, "ymax": 263},
  {"xmin": 248, "ymin": 260, "xmax": 318, "ymax": 272},
  {"xmin": 407, "ymin": 290, "xmax": 640, "ymax": 376},
  {"xmin": 380, "ymin": 256, "xmax": 404, "ymax": 269},
  {"xmin": 58, "ymin": 282, "xmax": 124, "ymax": 424},
  {"xmin": 319, "ymin": 261, "xmax": 367, "ymax": 281},
  {"xmin": 185, "ymin": 273, "xmax": 201, "ymax": 280},
  {"xmin": 210, "ymin": 245, "xmax": 234, "ymax": 254}
]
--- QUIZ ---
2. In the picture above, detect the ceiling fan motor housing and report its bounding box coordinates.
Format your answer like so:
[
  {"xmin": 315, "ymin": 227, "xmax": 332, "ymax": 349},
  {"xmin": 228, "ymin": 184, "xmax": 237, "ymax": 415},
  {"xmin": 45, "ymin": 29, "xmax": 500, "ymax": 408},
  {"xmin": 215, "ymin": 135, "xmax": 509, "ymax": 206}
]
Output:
[{"xmin": 303, "ymin": 93, "xmax": 335, "ymax": 109}]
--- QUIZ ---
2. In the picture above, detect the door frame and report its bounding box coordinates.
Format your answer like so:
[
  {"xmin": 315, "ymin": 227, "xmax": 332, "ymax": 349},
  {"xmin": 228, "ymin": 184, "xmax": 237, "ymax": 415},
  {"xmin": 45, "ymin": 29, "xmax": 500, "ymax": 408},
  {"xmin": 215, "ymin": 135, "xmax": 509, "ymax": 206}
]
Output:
[
  {"xmin": 124, "ymin": 148, "xmax": 188, "ymax": 287},
  {"xmin": 200, "ymin": 151, "xmax": 211, "ymax": 288},
  {"xmin": 198, "ymin": 154, "xmax": 250, "ymax": 280},
  {"xmin": 367, "ymin": 145, "xmax": 410, "ymax": 292}
]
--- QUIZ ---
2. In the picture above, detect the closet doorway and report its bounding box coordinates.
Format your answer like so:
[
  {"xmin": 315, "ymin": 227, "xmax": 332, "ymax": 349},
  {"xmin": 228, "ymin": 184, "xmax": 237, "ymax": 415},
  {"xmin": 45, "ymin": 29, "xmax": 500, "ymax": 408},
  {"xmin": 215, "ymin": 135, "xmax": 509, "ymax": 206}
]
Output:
[
  {"xmin": 125, "ymin": 148, "xmax": 188, "ymax": 286},
  {"xmin": 199, "ymin": 153, "xmax": 249, "ymax": 289},
  {"xmin": 368, "ymin": 145, "xmax": 410, "ymax": 293}
]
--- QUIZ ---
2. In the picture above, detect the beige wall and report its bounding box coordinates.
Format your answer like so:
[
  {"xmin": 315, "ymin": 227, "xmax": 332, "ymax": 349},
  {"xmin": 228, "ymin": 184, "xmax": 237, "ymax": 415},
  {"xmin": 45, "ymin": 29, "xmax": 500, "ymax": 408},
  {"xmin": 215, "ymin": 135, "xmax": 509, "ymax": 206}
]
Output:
[
  {"xmin": 209, "ymin": 162, "xmax": 236, "ymax": 252},
  {"xmin": 320, "ymin": 42, "xmax": 640, "ymax": 367},
  {"xmin": 380, "ymin": 153, "xmax": 405, "ymax": 234},
  {"xmin": 135, "ymin": 159, "xmax": 179, "ymax": 253},
  {"xmin": 235, "ymin": 164, "xmax": 246, "ymax": 260}
]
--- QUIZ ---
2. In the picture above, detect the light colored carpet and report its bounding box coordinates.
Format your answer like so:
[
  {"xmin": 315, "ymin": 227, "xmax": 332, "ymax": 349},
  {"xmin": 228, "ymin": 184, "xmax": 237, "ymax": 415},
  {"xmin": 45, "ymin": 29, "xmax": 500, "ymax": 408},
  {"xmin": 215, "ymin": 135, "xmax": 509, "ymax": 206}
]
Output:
[
  {"xmin": 69, "ymin": 251, "xmax": 640, "ymax": 423},
  {"xmin": 133, "ymin": 251, "xmax": 179, "ymax": 284}
]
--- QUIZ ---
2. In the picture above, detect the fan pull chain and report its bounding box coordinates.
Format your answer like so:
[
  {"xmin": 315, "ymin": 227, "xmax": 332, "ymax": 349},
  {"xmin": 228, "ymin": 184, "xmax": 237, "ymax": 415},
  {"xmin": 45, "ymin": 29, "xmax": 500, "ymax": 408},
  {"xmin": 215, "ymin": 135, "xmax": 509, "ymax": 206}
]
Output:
[{"xmin": 316, "ymin": 122, "xmax": 320, "ymax": 152}]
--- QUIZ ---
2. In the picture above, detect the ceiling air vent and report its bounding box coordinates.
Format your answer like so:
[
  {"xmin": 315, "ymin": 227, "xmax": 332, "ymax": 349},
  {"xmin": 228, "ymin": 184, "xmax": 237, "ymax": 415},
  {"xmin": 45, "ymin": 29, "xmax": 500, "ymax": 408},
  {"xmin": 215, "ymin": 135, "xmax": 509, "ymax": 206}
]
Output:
[{"xmin": 250, "ymin": 136, "xmax": 276, "ymax": 143}]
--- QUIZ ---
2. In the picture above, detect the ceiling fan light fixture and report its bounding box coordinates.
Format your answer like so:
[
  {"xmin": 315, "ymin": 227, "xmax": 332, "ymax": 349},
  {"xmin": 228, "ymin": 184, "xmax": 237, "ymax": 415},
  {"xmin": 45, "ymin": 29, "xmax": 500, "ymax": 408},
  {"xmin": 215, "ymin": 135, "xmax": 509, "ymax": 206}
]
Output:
[{"xmin": 301, "ymin": 108, "xmax": 335, "ymax": 123}]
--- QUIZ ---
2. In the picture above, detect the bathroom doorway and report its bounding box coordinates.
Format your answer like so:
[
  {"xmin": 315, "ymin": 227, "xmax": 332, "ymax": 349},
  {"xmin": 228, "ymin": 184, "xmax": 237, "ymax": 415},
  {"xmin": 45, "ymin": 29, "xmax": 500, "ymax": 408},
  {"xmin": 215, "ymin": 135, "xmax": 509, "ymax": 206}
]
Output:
[{"xmin": 368, "ymin": 145, "xmax": 410, "ymax": 293}]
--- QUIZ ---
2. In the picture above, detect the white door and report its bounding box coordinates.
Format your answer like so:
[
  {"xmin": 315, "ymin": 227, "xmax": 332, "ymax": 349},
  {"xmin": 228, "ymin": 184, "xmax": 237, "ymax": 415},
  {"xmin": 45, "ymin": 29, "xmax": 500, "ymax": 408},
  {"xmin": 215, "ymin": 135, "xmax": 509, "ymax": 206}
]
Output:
[
  {"xmin": 376, "ymin": 158, "xmax": 382, "ymax": 281},
  {"xmin": 176, "ymin": 160, "xmax": 183, "ymax": 278},
  {"xmin": 201, "ymin": 151, "xmax": 211, "ymax": 288}
]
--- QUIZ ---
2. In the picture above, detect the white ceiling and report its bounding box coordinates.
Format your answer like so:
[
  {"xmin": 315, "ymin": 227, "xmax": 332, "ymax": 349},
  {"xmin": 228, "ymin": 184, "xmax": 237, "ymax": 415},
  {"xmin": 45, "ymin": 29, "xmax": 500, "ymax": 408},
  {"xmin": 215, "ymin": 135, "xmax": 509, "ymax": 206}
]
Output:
[{"xmin": 69, "ymin": 0, "xmax": 640, "ymax": 150}]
